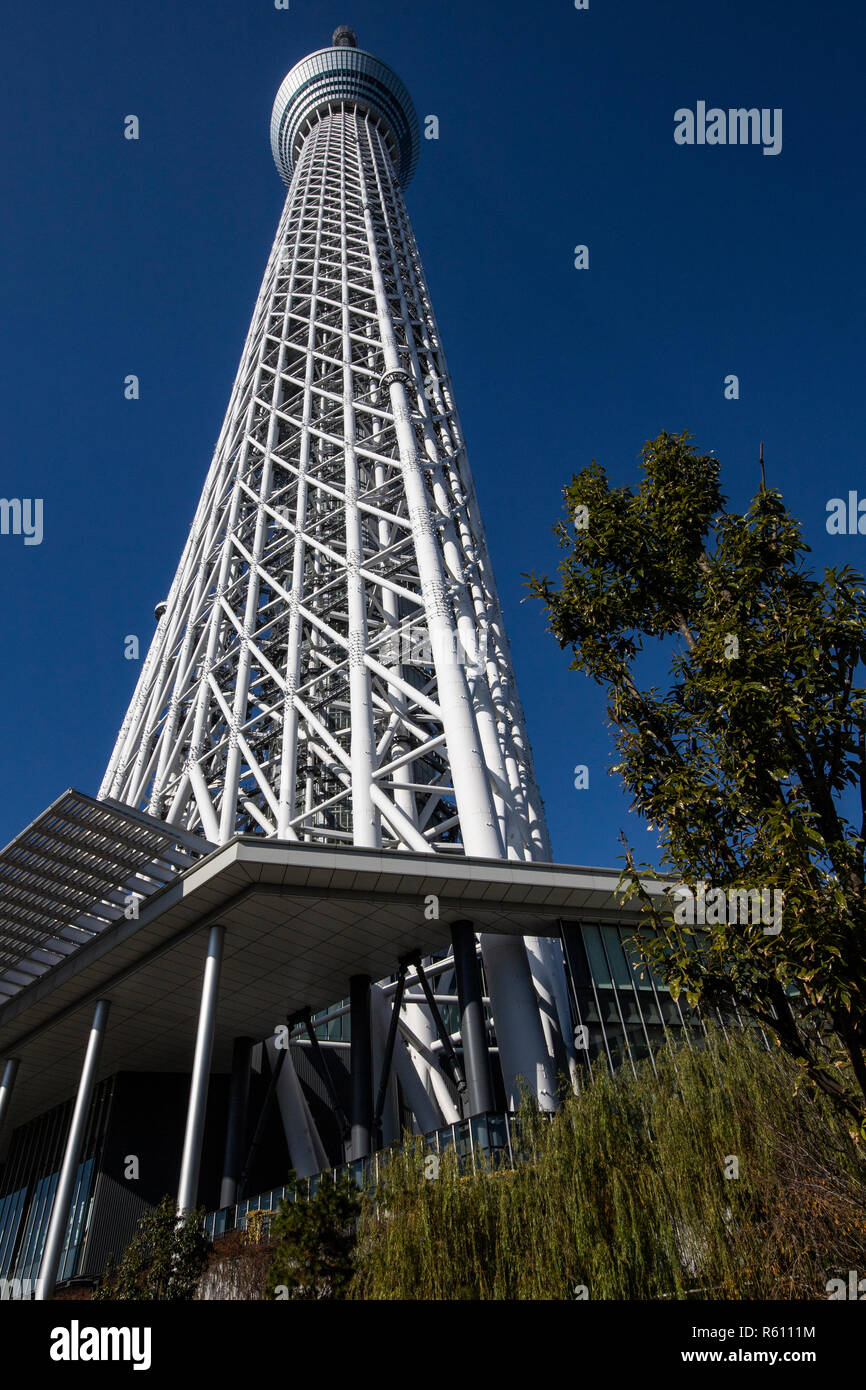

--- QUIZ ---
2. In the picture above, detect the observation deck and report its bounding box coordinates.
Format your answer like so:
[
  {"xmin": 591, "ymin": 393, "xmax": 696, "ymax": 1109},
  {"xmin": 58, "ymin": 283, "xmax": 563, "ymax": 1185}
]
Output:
[{"xmin": 270, "ymin": 28, "xmax": 421, "ymax": 189}]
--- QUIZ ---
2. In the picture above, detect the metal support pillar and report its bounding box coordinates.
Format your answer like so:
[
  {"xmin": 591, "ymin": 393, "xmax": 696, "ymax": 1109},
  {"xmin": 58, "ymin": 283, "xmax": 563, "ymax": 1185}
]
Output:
[
  {"xmin": 405, "ymin": 951, "xmax": 466, "ymax": 1094},
  {"xmin": 480, "ymin": 935, "xmax": 558, "ymax": 1112},
  {"xmin": 372, "ymin": 962, "xmax": 409, "ymax": 1148},
  {"xmin": 219, "ymin": 1035, "xmax": 252, "ymax": 1209},
  {"xmin": 295, "ymin": 1009, "xmax": 350, "ymax": 1141},
  {"xmin": 36, "ymin": 1001, "xmax": 110, "ymax": 1300},
  {"xmin": 399, "ymin": 994, "xmax": 460, "ymax": 1123},
  {"xmin": 370, "ymin": 984, "xmax": 442, "ymax": 1134},
  {"xmin": 349, "ymin": 974, "xmax": 372, "ymax": 1161},
  {"xmin": 238, "ymin": 1040, "xmax": 286, "ymax": 1201},
  {"xmin": 558, "ymin": 920, "xmax": 593, "ymax": 1079},
  {"xmin": 0, "ymin": 1058, "xmax": 20, "ymax": 1140},
  {"xmin": 451, "ymin": 921, "xmax": 494, "ymax": 1116},
  {"xmin": 177, "ymin": 925, "xmax": 225, "ymax": 1216},
  {"xmin": 269, "ymin": 1035, "xmax": 329, "ymax": 1177}
]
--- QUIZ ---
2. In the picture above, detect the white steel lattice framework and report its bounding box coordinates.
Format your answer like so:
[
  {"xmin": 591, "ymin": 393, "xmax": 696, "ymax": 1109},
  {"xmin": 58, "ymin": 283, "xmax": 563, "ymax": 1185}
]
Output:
[{"xmin": 99, "ymin": 30, "xmax": 575, "ymax": 1107}]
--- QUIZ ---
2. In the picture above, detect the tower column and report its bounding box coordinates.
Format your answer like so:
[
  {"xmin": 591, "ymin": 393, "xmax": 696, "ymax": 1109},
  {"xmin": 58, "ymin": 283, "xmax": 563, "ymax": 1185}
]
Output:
[
  {"xmin": 219, "ymin": 1035, "xmax": 252, "ymax": 1209},
  {"xmin": 36, "ymin": 1001, "xmax": 110, "ymax": 1300},
  {"xmin": 178, "ymin": 925, "xmax": 224, "ymax": 1215},
  {"xmin": 451, "ymin": 922, "xmax": 494, "ymax": 1116},
  {"xmin": 359, "ymin": 186, "xmax": 504, "ymax": 863},
  {"xmin": 0, "ymin": 1058, "xmax": 20, "ymax": 1141},
  {"xmin": 349, "ymin": 974, "xmax": 373, "ymax": 1160},
  {"xmin": 482, "ymin": 936, "xmax": 558, "ymax": 1113}
]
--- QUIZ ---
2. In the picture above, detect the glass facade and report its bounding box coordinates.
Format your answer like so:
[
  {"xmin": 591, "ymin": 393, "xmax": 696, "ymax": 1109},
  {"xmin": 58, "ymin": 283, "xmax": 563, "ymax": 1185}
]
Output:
[
  {"xmin": 0, "ymin": 1078, "xmax": 111, "ymax": 1286},
  {"xmin": 0, "ymin": 1160, "xmax": 94, "ymax": 1285},
  {"xmin": 561, "ymin": 919, "xmax": 748, "ymax": 1077},
  {"xmin": 203, "ymin": 920, "xmax": 759, "ymax": 1240}
]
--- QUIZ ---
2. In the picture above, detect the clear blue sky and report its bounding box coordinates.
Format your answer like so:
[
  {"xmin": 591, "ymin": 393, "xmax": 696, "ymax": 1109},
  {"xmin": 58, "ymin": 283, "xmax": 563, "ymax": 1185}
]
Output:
[{"xmin": 1, "ymin": 0, "xmax": 864, "ymax": 868}]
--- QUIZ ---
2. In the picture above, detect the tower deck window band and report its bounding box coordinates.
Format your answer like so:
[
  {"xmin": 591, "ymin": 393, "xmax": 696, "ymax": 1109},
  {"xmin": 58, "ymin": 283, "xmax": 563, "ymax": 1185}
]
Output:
[{"xmin": 270, "ymin": 44, "xmax": 421, "ymax": 188}]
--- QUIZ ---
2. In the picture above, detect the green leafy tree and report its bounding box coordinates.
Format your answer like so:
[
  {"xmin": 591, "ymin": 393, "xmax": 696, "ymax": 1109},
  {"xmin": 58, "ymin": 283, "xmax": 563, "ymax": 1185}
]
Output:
[
  {"xmin": 265, "ymin": 1172, "xmax": 360, "ymax": 1300},
  {"xmin": 94, "ymin": 1195, "xmax": 211, "ymax": 1300},
  {"xmin": 528, "ymin": 430, "xmax": 866, "ymax": 1138}
]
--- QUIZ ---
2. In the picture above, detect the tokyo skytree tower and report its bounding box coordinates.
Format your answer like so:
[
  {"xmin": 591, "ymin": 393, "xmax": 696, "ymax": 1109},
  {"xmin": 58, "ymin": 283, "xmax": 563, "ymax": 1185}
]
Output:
[{"xmin": 99, "ymin": 28, "xmax": 574, "ymax": 1104}]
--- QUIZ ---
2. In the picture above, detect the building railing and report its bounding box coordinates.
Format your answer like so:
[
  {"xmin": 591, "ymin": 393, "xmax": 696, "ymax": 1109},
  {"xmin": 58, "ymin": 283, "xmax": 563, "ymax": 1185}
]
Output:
[{"xmin": 203, "ymin": 1111, "xmax": 524, "ymax": 1241}]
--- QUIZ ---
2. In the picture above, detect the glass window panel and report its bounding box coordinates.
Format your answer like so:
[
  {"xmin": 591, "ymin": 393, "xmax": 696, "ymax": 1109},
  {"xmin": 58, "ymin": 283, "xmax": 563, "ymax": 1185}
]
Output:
[
  {"xmin": 454, "ymin": 1120, "xmax": 471, "ymax": 1159},
  {"xmin": 437, "ymin": 1126, "xmax": 454, "ymax": 1153},
  {"xmin": 635, "ymin": 989, "xmax": 663, "ymax": 1026},
  {"xmin": 583, "ymin": 925, "xmax": 612, "ymax": 989},
  {"xmin": 603, "ymin": 926, "xmax": 635, "ymax": 989},
  {"xmin": 574, "ymin": 987, "xmax": 599, "ymax": 1024},
  {"xmin": 619, "ymin": 928, "xmax": 656, "ymax": 990},
  {"xmin": 0, "ymin": 1190, "xmax": 26, "ymax": 1278},
  {"xmin": 632, "ymin": 928, "xmax": 673, "ymax": 992}
]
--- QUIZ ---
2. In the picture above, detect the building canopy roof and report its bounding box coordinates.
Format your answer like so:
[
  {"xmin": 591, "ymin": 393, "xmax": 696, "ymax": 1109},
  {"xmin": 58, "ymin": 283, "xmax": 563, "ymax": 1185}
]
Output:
[
  {"xmin": 0, "ymin": 790, "xmax": 212, "ymax": 1002},
  {"xmin": 0, "ymin": 805, "xmax": 664, "ymax": 1134}
]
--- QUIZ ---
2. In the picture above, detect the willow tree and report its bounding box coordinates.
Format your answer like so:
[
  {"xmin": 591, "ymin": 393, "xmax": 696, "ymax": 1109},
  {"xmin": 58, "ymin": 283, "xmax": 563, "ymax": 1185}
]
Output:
[{"xmin": 528, "ymin": 430, "xmax": 866, "ymax": 1138}]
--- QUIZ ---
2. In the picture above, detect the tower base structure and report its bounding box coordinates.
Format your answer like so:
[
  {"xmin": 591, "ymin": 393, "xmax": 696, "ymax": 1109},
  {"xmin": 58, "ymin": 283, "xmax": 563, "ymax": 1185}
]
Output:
[{"xmin": 0, "ymin": 790, "xmax": 688, "ymax": 1291}]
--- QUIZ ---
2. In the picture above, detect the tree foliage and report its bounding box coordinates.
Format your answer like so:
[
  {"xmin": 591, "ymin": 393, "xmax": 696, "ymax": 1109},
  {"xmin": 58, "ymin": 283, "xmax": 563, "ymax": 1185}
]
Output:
[
  {"xmin": 264, "ymin": 1172, "xmax": 361, "ymax": 1300},
  {"xmin": 528, "ymin": 430, "xmax": 866, "ymax": 1136},
  {"xmin": 94, "ymin": 1195, "xmax": 211, "ymax": 1300},
  {"xmin": 351, "ymin": 1033, "xmax": 866, "ymax": 1299}
]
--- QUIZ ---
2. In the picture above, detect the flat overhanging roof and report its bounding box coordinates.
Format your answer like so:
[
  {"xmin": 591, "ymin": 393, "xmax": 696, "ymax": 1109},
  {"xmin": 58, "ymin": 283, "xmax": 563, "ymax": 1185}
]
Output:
[
  {"xmin": 0, "ymin": 790, "xmax": 212, "ymax": 1002},
  {"xmin": 0, "ymin": 831, "xmax": 663, "ymax": 1135}
]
